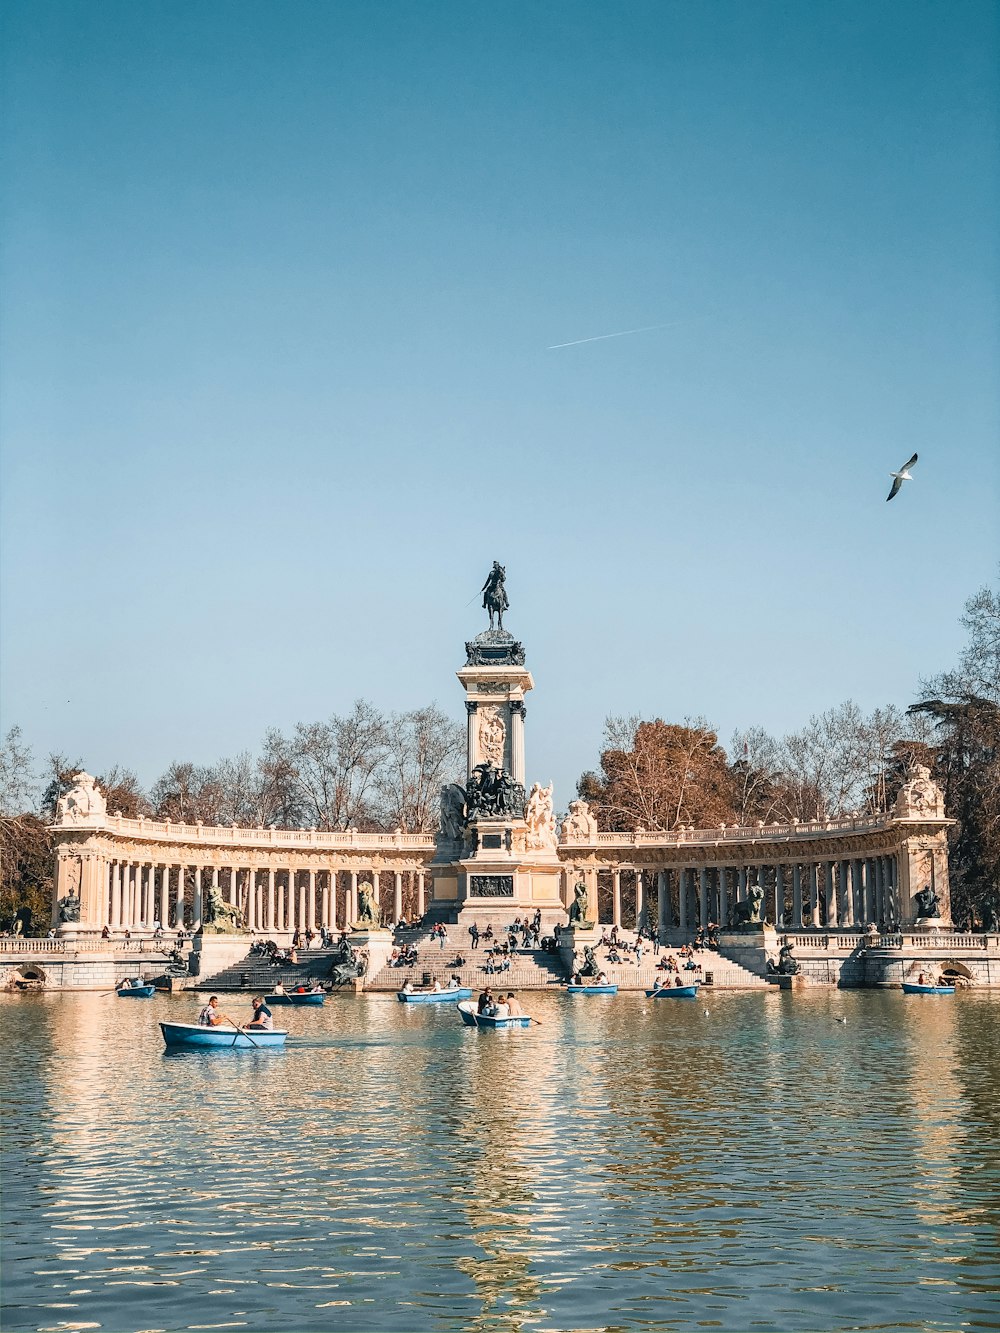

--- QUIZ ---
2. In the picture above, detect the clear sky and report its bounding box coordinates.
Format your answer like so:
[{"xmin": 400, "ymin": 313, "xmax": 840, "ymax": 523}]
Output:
[{"xmin": 2, "ymin": 0, "xmax": 998, "ymax": 808}]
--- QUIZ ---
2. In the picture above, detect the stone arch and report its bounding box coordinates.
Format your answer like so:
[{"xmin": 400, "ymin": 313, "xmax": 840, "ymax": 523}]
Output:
[
  {"xmin": 939, "ymin": 959, "xmax": 975, "ymax": 983},
  {"xmin": 7, "ymin": 963, "xmax": 47, "ymax": 989}
]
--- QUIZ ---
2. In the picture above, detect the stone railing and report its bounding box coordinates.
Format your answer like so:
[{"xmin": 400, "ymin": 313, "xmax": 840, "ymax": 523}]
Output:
[
  {"xmin": 563, "ymin": 813, "xmax": 890, "ymax": 850},
  {"xmin": 0, "ymin": 937, "xmax": 68, "ymax": 953},
  {"xmin": 0, "ymin": 936, "xmax": 175, "ymax": 955},
  {"xmin": 53, "ymin": 812, "xmax": 437, "ymax": 852}
]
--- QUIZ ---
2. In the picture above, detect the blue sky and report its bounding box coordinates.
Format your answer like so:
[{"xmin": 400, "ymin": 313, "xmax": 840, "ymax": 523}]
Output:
[{"xmin": 2, "ymin": 0, "xmax": 997, "ymax": 806}]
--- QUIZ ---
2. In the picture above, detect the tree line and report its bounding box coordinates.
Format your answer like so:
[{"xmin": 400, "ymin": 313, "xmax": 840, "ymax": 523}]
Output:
[
  {"xmin": 0, "ymin": 703, "xmax": 464, "ymax": 932},
  {"xmin": 2, "ymin": 582, "xmax": 997, "ymax": 931},
  {"xmin": 578, "ymin": 582, "xmax": 999, "ymax": 928}
]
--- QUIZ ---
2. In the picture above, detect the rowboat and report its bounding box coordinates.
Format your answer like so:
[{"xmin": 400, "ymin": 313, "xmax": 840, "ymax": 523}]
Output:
[
  {"xmin": 117, "ymin": 983, "xmax": 155, "ymax": 998},
  {"xmin": 901, "ymin": 982, "xmax": 955, "ymax": 995},
  {"xmin": 266, "ymin": 992, "xmax": 326, "ymax": 1006},
  {"xmin": 397, "ymin": 987, "xmax": 472, "ymax": 1004},
  {"xmin": 645, "ymin": 983, "xmax": 700, "ymax": 999},
  {"xmin": 565, "ymin": 983, "xmax": 618, "ymax": 995},
  {"xmin": 159, "ymin": 1021, "xmax": 288, "ymax": 1048},
  {"xmin": 457, "ymin": 1000, "xmax": 531, "ymax": 1029}
]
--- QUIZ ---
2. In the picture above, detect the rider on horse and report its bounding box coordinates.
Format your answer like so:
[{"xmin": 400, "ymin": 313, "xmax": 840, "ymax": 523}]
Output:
[{"xmin": 481, "ymin": 561, "xmax": 509, "ymax": 630}]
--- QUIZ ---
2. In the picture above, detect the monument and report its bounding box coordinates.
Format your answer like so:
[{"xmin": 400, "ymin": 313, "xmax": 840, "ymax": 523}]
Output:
[{"xmin": 429, "ymin": 563, "xmax": 565, "ymax": 925}]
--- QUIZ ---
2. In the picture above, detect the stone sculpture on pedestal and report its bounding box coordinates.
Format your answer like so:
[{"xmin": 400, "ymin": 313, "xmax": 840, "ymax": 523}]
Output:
[{"xmin": 56, "ymin": 773, "xmax": 107, "ymax": 822}]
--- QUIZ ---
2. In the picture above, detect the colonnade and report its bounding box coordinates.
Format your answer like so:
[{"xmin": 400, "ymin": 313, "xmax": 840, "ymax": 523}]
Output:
[
  {"xmin": 95, "ymin": 861, "xmax": 427, "ymax": 934},
  {"xmin": 586, "ymin": 854, "xmax": 901, "ymax": 934}
]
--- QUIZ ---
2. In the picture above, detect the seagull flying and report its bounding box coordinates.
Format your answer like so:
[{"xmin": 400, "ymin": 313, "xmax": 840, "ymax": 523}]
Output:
[{"xmin": 886, "ymin": 452, "xmax": 918, "ymax": 502}]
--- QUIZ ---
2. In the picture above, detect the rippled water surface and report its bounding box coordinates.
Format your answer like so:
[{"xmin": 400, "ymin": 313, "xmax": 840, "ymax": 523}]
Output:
[{"xmin": 2, "ymin": 989, "xmax": 999, "ymax": 1332}]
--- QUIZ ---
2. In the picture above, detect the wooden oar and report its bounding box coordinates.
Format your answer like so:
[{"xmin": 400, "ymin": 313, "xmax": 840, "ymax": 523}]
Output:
[{"xmin": 225, "ymin": 1015, "xmax": 260, "ymax": 1048}]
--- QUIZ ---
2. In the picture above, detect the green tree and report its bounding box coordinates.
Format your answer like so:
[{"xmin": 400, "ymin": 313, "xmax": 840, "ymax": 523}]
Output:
[{"xmin": 909, "ymin": 582, "xmax": 1000, "ymax": 927}]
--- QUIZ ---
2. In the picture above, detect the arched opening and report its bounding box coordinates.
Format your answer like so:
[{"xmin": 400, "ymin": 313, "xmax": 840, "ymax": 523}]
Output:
[{"xmin": 6, "ymin": 964, "xmax": 47, "ymax": 990}]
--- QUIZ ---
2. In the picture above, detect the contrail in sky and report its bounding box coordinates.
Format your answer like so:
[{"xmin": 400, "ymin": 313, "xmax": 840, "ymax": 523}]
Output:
[{"xmin": 547, "ymin": 321, "xmax": 678, "ymax": 350}]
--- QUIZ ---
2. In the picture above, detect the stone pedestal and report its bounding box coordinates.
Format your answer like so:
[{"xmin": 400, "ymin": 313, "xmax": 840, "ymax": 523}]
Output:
[
  {"xmin": 912, "ymin": 917, "xmax": 945, "ymax": 934},
  {"xmin": 429, "ymin": 622, "xmax": 566, "ymax": 932},
  {"xmin": 718, "ymin": 924, "xmax": 777, "ymax": 977},
  {"xmin": 348, "ymin": 927, "xmax": 394, "ymax": 977},
  {"xmin": 767, "ymin": 973, "xmax": 808, "ymax": 990},
  {"xmin": 189, "ymin": 932, "xmax": 254, "ymax": 979},
  {"xmin": 557, "ymin": 925, "xmax": 598, "ymax": 975}
]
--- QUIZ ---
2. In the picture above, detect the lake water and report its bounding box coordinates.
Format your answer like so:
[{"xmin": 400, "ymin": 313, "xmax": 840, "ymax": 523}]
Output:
[{"xmin": 1, "ymin": 989, "xmax": 998, "ymax": 1333}]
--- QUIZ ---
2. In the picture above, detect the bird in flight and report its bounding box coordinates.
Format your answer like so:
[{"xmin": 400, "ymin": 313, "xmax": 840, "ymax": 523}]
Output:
[{"xmin": 886, "ymin": 452, "xmax": 918, "ymax": 502}]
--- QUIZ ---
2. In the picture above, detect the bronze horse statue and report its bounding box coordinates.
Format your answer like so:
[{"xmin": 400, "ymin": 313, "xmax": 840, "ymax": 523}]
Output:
[{"xmin": 481, "ymin": 561, "xmax": 509, "ymax": 631}]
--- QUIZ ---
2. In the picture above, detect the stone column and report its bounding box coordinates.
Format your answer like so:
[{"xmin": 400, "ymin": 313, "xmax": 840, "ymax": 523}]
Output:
[
  {"xmin": 175, "ymin": 865, "xmax": 186, "ymax": 928},
  {"xmin": 778, "ymin": 863, "xmax": 789, "ymax": 927},
  {"xmin": 678, "ymin": 868, "xmax": 688, "ymax": 932},
  {"xmin": 737, "ymin": 866, "xmax": 747, "ymax": 902},
  {"xmin": 111, "ymin": 862, "xmax": 122, "ymax": 928},
  {"xmin": 612, "ymin": 869, "xmax": 622, "ymax": 928},
  {"xmin": 837, "ymin": 861, "xmax": 849, "ymax": 926},
  {"xmin": 306, "ymin": 870, "xmax": 316, "ymax": 930},
  {"xmin": 635, "ymin": 870, "xmax": 646, "ymax": 931},
  {"xmin": 394, "ymin": 871, "xmax": 403, "ymax": 924},
  {"xmin": 416, "ymin": 871, "xmax": 426, "ymax": 919},
  {"xmin": 718, "ymin": 867, "xmax": 728, "ymax": 927},
  {"xmin": 888, "ymin": 855, "xmax": 898, "ymax": 926},
  {"xmin": 349, "ymin": 871, "xmax": 358, "ymax": 927},
  {"xmin": 699, "ymin": 867, "xmax": 709, "ymax": 929},
  {"xmin": 510, "ymin": 700, "xmax": 526, "ymax": 787},
  {"xmin": 851, "ymin": 860, "xmax": 863, "ymax": 927},
  {"xmin": 657, "ymin": 870, "xmax": 667, "ymax": 937},
  {"xmin": 792, "ymin": 864, "xmax": 803, "ymax": 930},
  {"xmin": 809, "ymin": 864, "xmax": 820, "ymax": 927},
  {"xmin": 465, "ymin": 701, "xmax": 477, "ymax": 778},
  {"xmin": 192, "ymin": 866, "xmax": 202, "ymax": 931},
  {"xmin": 824, "ymin": 861, "xmax": 836, "ymax": 927},
  {"xmin": 371, "ymin": 871, "xmax": 381, "ymax": 922},
  {"xmin": 265, "ymin": 868, "xmax": 275, "ymax": 932}
]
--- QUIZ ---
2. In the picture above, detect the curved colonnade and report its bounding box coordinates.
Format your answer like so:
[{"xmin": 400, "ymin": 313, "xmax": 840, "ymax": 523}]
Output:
[{"xmin": 52, "ymin": 804, "xmax": 951, "ymax": 937}]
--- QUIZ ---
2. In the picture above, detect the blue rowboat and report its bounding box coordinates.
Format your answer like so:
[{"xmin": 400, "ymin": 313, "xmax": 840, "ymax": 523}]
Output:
[
  {"xmin": 266, "ymin": 992, "xmax": 325, "ymax": 1005},
  {"xmin": 397, "ymin": 987, "xmax": 472, "ymax": 1004},
  {"xmin": 901, "ymin": 983, "xmax": 955, "ymax": 995},
  {"xmin": 645, "ymin": 984, "xmax": 700, "ymax": 999},
  {"xmin": 159, "ymin": 1021, "xmax": 287, "ymax": 1048},
  {"xmin": 457, "ymin": 1001, "xmax": 531, "ymax": 1029},
  {"xmin": 117, "ymin": 983, "xmax": 155, "ymax": 998},
  {"xmin": 565, "ymin": 984, "xmax": 618, "ymax": 995}
]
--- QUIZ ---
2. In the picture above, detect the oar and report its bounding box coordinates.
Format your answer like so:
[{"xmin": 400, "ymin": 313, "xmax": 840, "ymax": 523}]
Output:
[{"xmin": 225, "ymin": 1018, "xmax": 260, "ymax": 1050}]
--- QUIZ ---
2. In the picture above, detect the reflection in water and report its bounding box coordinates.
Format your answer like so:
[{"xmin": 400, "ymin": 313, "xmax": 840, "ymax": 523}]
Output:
[{"xmin": 1, "ymin": 989, "xmax": 999, "ymax": 1332}]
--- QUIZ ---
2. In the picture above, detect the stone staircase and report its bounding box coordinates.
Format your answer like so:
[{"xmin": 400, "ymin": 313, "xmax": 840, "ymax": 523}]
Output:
[
  {"xmin": 196, "ymin": 947, "xmax": 354, "ymax": 993},
  {"xmin": 196, "ymin": 932, "xmax": 769, "ymax": 993},
  {"xmin": 365, "ymin": 919, "xmax": 567, "ymax": 992},
  {"xmin": 572, "ymin": 946, "xmax": 767, "ymax": 990}
]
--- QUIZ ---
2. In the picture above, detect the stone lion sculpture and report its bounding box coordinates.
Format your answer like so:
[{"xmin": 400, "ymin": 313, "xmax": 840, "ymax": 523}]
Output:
[
  {"xmin": 356, "ymin": 882, "xmax": 381, "ymax": 927},
  {"xmin": 202, "ymin": 883, "xmax": 244, "ymax": 933},
  {"xmin": 56, "ymin": 773, "xmax": 107, "ymax": 822},
  {"xmin": 731, "ymin": 883, "xmax": 765, "ymax": 928}
]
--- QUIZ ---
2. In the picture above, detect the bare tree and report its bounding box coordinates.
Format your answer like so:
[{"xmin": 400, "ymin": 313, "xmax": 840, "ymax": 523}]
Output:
[
  {"xmin": 0, "ymin": 726, "xmax": 36, "ymax": 816},
  {"xmin": 266, "ymin": 700, "xmax": 390, "ymax": 830},
  {"xmin": 375, "ymin": 705, "xmax": 464, "ymax": 831}
]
